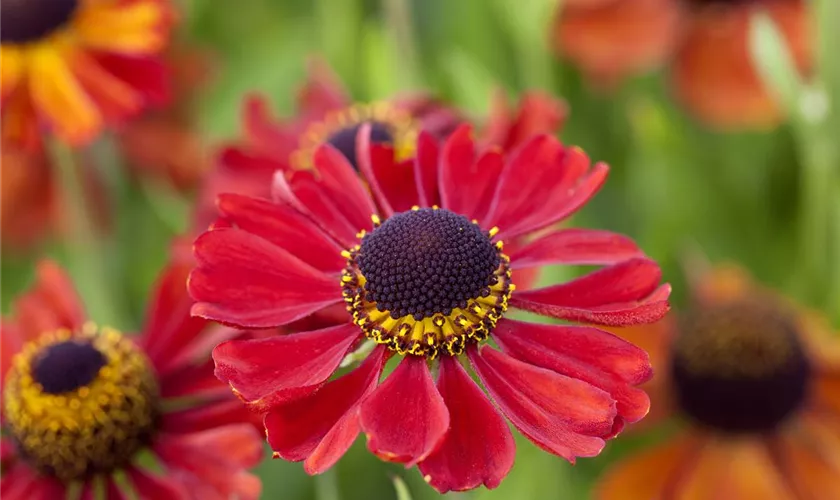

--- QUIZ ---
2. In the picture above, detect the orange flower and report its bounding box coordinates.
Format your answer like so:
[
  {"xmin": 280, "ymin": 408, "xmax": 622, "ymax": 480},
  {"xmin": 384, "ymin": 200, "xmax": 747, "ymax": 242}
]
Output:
[
  {"xmin": 118, "ymin": 47, "xmax": 214, "ymax": 191},
  {"xmin": 596, "ymin": 264, "xmax": 840, "ymax": 499},
  {"xmin": 1, "ymin": 0, "xmax": 173, "ymax": 148},
  {"xmin": 554, "ymin": 0, "xmax": 811, "ymax": 128},
  {"xmin": 0, "ymin": 143, "xmax": 56, "ymax": 249}
]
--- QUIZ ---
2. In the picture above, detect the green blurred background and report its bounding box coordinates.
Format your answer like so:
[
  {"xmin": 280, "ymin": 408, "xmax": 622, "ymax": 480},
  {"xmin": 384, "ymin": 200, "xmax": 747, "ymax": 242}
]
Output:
[{"xmin": 2, "ymin": 0, "xmax": 838, "ymax": 498}]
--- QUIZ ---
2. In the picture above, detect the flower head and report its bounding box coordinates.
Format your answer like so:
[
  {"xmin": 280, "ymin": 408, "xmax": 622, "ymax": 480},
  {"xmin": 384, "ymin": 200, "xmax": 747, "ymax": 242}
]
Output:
[
  {"xmin": 0, "ymin": 250, "xmax": 263, "ymax": 499},
  {"xmin": 596, "ymin": 265, "xmax": 840, "ymax": 499},
  {"xmin": 1, "ymin": 0, "xmax": 173, "ymax": 148},
  {"xmin": 193, "ymin": 59, "xmax": 566, "ymax": 229},
  {"xmin": 554, "ymin": 0, "xmax": 811, "ymax": 128},
  {"xmin": 189, "ymin": 123, "xmax": 670, "ymax": 492}
]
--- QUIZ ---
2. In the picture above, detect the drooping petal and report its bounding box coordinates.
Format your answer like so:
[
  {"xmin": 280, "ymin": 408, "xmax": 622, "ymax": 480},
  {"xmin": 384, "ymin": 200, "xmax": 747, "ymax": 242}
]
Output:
[
  {"xmin": 468, "ymin": 345, "xmax": 616, "ymax": 462},
  {"xmin": 139, "ymin": 249, "xmax": 209, "ymax": 374},
  {"xmin": 509, "ymin": 259, "xmax": 670, "ymax": 326},
  {"xmin": 359, "ymin": 356, "xmax": 449, "ymax": 466},
  {"xmin": 414, "ymin": 130, "xmax": 441, "ymax": 207},
  {"xmin": 492, "ymin": 318, "xmax": 651, "ymax": 424},
  {"xmin": 212, "ymin": 323, "xmax": 360, "ymax": 412},
  {"xmin": 126, "ymin": 467, "xmax": 186, "ymax": 500},
  {"xmin": 769, "ymin": 429, "xmax": 840, "ymax": 500},
  {"xmin": 13, "ymin": 260, "xmax": 86, "ymax": 342},
  {"xmin": 189, "ymin": 228, "xmax": 341, "ymax": 328},
  {"xmin": 161, "ymin": 399, "xmax": 254, "ymax": 434},
  {"xmin": 265, "ymin": 346, "xmax": 388, "ymax": 474},
  {"xmin": 418, "ymin": 356, "xmax": 515, "ymax": 493},
  {"xmin": 297, "ymin": 57, "xmax": 351, "ymax": 117},
  {"xmin": 486, "ymin": 143, "xmax": 608, "ymax": 239},
  {"xmin": 153, "ymin": 425, "xmax": 263, "ymax": 500},
  {"xmin": 217, "ymin": 193, "xmax": 345, "ymax": 272},
  {"xmin": 509, "ymin": 229, "xmax": 645, "ymax": 269},
  {"xmin": 594, "ymin": 433, "xmax": 700, "ymax": 500}
]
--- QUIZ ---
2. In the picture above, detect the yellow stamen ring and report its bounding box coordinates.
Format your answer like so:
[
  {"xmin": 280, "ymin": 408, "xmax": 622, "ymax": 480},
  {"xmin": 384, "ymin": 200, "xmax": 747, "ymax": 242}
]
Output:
[{"xmin": 2, "ymin": 323, "xmax": 159, "ymax": 481}]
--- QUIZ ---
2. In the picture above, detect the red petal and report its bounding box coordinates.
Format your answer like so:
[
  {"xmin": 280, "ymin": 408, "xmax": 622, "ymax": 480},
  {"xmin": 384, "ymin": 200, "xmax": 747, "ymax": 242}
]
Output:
[
  {"xmin": 242, "ymin": 94, "xmax": 299, "ymax": 158},
  {"xmin": 154, "ymin": 425, "xmax": 263, "ymax": 500},
  {"xmin": 284, "ymin": 170, "xmax": 371, "ymax": 247},
  {"xmin": 159, "ymin": 357, "xmax": 231, "ymax": 400},
  {"xmin": 297, "ymin": 58, "xmax": 351, "ymax": 117},
  {"xmin": 484, "ymin": 91, "xmax": 568, "ymax": 150},
  {"xmin": 139, "ymin": 253, "xmax": 209, "ymax": 374},
  {"xmin": 356, "ymin": 126, "xmax": 421, "ymax": 215},
  {"xmin": 510, "ymin": 259, "xmax": 671, "ymax": 326},
  {"xmin": 94, "ymin": 53, "xmax": 169, "ymax": 106},
  {"xmin": 0, "ymin": 463, "xmax": 66, "ymax": 500},
  {"xmin": 189, "ymin": 228, "xmax": 341, "ymax": 328},
  {"xmin": 311, "ymin": 143, "xmax": 378, "ymax": 229},
  {"xmin": 212, "ymin": 322, "xmax": 360, "ymax": 412},
  {"xmin": 414, "ymin": 130, "xmax": 441, "ymax": 207},
  {"xmin": 468, "ymin": 346, "xmax": 616, "ymax": 462},
  {"xmin": 265, "ymin": 346, "xmax": 388, "ymax": 474},
  {"xmin": 492, "ymin": 318, "xmax": 651, "ymax": 423},
  {"xmin": 359, "ymin": 356, "xmax": 449, "ymax": 466},
  {"xmin": 510, "ymin": 229, "xmax": 645, "ymax": 269},
  {"xmin": 437, "ymin": 125, "xmax": 475, "ymax": 211},
  {"xmin": 126, "ymin": 467, "xmax": 186, "ymax": 500},
  {"xmin": 486, "ymin": 143, "xmax": 608, "ymax": 239},
  {"xmin": 418, "ymin": 356, "xmax": 515, "ymax": 493},
  {"xmin": 162, "ymin": 399, "xmax": 254, "ymax": 434},
  {"xmin": 14, "ymin": 260, "xmax": 86, "ymax": 342},
  {"xmin": 218, "ymin": 146, "xmax": 285, "ymax": 179},
  {"xmin": 217, "ymin": 193, "xmax": 345, "ymax": 272}
]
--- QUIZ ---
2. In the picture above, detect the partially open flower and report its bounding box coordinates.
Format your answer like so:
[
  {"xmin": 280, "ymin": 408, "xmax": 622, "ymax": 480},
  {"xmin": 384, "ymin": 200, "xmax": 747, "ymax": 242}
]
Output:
[
  {"xmin": 0, "ymin": 250, "xmax": 263, "ymax": 499},
  {"xmin": 553, "ymin": 0, "xmax": 811, "ymax": 128},
  {"xmin": 189, "ymin": 123, "xmax": 669, "ymax": 492},
  {"xmin": 194, "ymin": 59, "xmax": 566, "ymax": 229},
  {"xmin": 596, "ymin": 265, "xmax": 840, "ymax": 499},
  {"xmin": 1, "ymin": 0, "xmax": 173, "ymax": 148}
]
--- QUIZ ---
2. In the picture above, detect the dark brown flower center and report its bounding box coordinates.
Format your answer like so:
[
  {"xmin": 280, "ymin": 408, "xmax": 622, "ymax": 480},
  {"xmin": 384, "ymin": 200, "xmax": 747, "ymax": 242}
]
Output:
[
  {"xmin": 2, "ymin": 326, "xmax": 160, "ymax": 481},
  {"xmin": 0, "ymin": 0, "xmax": 79, "ymax": 44},
  {"xmin": 291, "ymin": 103, "xmax": 417, "ymax": 170},
  {"xmin": 670, "ymin": 299, "xmax": 811, "ymax": 434},
  {"xmin": 358, "ymin": 208, "xmax": 501, "ymax": 320},
  {"xmin": 341, "ymin": 208, "xmax": 513, "ymax": 358},
  {"xmin": 327, "ymin": 122, "xmax": 393, "ymax": 170}
]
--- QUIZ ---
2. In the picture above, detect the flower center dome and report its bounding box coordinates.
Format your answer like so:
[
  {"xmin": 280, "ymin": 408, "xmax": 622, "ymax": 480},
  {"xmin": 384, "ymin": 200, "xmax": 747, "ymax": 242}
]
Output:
[
  {"xmin": 670, "ymin": 299, "xmax": 811, "ymax": 434},
  {"xmin": 0, "ymin": 0, "xmax": 79, "ymax": 44},
  {"xmin": 291, "ymin": 103, "xmax": 417, "ymax": 170},
  {"xmin": 341, "ymin": 207, "xmax": 513, "ymax": 358},
  {"xmin": 2, "ymin": 325, "xmax": 160, "ymax": 481}
]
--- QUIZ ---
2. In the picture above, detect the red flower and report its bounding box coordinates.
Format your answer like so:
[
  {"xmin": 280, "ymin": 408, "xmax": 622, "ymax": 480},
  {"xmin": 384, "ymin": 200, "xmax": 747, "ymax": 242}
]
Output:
[
  {"xmin": 190, "ymin": 124, "xmax": 670, "ymax": 492},
  {"xmin": 193, "ymin": 58, "xmax": 566, "ymax": 229},
  {"xmin": 554, "ymin": 0, "xmax": 811, "ymax": 129},
  {"xmin": 0, "ymin": 246, "xmax": 263, "ymax": 499}
]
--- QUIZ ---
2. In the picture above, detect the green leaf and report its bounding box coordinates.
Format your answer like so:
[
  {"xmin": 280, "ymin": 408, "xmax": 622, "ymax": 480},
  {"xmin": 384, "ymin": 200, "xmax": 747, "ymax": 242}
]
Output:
[{"xmin": 392, "ymin": 475, "xmax": 413, "ymax": 500}]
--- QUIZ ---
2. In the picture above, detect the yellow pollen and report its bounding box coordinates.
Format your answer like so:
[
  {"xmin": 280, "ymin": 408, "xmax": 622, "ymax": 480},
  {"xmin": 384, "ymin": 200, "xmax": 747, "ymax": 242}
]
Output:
[{"xmin": 2, "ymin": 324, "xmax": 159, "ymax": 481}]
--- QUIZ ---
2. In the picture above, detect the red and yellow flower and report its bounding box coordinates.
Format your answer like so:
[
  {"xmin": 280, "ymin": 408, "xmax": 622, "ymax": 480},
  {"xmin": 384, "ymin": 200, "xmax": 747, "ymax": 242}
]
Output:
[
  {"xmin": 1, "ymin": 0, "xmax": 173, "ymax": 148},
  {"xmin": 194, "ymin": 58, "xmax": 566, "ymax": 228},
  {"xmin": 597, "ymin": 265, "xmax": 840, "ymax": 499},
  {"xmin": 189, "ymin": 123, "xmax": 670, "ymax": 492},
  {"xmin": 554, "ymin": 0, "xmax": 811, "ymax": 128},
  {"xmin": 0, "ymin": 249, "xmax": 263, "ymax": 499}
]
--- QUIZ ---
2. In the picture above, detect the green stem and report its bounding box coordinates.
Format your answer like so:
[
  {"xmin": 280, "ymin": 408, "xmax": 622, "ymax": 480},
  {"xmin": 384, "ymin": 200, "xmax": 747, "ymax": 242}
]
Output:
[
  {"xmin": 314, "ymin": 467, "xmax": 340, "ymax": 500},
  {"xmin": 50, "ymin": 140, "xmax": 124, "ymax": 328}
]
